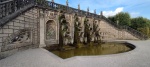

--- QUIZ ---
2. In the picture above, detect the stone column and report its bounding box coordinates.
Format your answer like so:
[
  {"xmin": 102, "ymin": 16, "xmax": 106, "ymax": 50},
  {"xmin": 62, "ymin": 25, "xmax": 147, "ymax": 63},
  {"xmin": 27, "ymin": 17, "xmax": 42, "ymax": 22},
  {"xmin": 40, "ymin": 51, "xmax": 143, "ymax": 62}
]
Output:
[{"xmin": 39, "ymin": 10, "xmax": 46, "ymax": 47}]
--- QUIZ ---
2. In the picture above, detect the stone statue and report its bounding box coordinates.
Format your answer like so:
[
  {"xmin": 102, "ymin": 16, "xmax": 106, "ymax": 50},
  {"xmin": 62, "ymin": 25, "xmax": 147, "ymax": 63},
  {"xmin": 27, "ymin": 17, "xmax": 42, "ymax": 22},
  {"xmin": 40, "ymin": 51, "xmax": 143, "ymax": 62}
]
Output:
[
  {"xmin": 94, "ymin": 9, "xmax": 96, "ymax": 14},
  {"xmin": 66, "ymin": 0, "xmax": 68, "ymax": 6},
  {"xmin": 87, "ymin": 7, "xmax": 89, "ymax": 12},
  {"xmin": 73, "ymin": 15, "xmax": 84, "ymax": 47},
  {"xmin": 93, "ymin": 21, "xmax": 101, "ymax": 43},
  {"xmin": 78, "ymin": 4, "xmax": 80, "ymax": 10}
]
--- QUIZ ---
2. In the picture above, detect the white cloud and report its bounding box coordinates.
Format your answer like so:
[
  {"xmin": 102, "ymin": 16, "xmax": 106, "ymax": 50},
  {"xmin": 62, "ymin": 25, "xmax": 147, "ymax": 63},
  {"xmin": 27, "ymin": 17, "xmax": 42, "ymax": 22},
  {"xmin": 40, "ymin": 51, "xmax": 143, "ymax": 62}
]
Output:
[{"xmin": 102, "ymin": 7, "xmax": 124, "ymax": 17}]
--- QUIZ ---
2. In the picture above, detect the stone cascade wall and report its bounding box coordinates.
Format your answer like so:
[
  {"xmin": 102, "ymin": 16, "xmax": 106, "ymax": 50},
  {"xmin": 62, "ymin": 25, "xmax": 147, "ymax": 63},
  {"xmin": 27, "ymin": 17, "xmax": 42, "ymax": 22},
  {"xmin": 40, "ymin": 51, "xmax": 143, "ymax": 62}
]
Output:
[
  {"xmin": 0, "ymin": 7, "xmax": 139, "ymax": 59},
  {"xmin": 0, "ymin": 8, "xmax": 40, "ymax": 59},
  {"xmin": 40, "ymin": 10, "xmax": 59, "ymax": 46},
  {"xmin": 99, "ymin": 20, "xmax": 138, "ymax": 40},
  {"xmin": 40, "ymin": 9, "xmax": 138, "ymax": 45}
]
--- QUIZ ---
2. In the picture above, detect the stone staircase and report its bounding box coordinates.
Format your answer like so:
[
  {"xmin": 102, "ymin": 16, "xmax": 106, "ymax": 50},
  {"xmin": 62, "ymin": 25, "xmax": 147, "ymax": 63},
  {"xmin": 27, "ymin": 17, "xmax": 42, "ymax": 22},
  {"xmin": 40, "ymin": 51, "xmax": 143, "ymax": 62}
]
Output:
[
  {"xmin": 100, "ymin": 30, "xmax": 117, "ymax": 40},
  {"xmin": 100, "ymin": 16, "xmax": 148, "ymax": 40},
  {"xmin": 0, "ymin": 0, "xmax": 35, "ymax": 27},
  {"xmin": 99, "ymin": 19, "xmax": 139, "ymax": 40}
]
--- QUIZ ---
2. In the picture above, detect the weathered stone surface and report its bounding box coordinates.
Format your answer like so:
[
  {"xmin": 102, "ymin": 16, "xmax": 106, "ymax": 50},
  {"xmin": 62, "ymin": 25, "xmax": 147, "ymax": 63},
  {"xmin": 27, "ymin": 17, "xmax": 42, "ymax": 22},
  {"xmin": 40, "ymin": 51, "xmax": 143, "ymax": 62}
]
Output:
[
  {"xmin": 3, "ymin": 25, "xmax": 9, "ymax": 28},
  {"xmin": 12, "ymin": 19, "xmax": 19, "ymax": 23},
  {"xmin": 25, "ymin": 24, "xmax": 30, "ymax": 28},
  {"xmin": 0, "ymin": 47, "xmax": 1, "ymax": 52},
  {"xmin": 45, "ymin": 40, "xmax": 57, "ymax": 46},
  {"xmin": 18, "ymin": 43, "xmax": 32, "ymax": 51},
  {"xmin": 0, "ymin": 43, "xmax": 2, "ymax": 47},
  {"xmin": 19, "ymin": 23, "xmax": 25, "ymax": 27},
  {"xmin": 13, "ymin": 26, "xmax": 20, "ymax": 29},
  {"xmin": 2, "ymin": 42, "xmax": 32, "ymax": 52},
  {"xmin": 14, "ymin": 30, "xmax": 19, "ymax": 33},
  {"xmin": 0, "ymin": 38, "xmax": 2, "ymax": 42},
  {"xmin": 3, "ymin": 29, "xmax": 13, "ymax": 34},
  {"xmin": 0, "ymin": 29, "xmax": 2, "ymax": 33},
  {"xmin": 25, "ymin": 12, "xmax": 33, "ymax": 17},
  {"xmin": 0, "ymin": 34, "xmax": 8, "ymax": 37},
  {"xmin": 16, "ymin": 16, "xmax": 24, "ymax": 21},
  {"xmin": 0, "ymin": 48, "xmax": 18, "ymax": 59},
  {"xmin": 2, "ymin": 44, "xmax": 17, "ymax": 51},
  {"xmin": 8, "ymin": 26, "xmax": 14, "ymax": 29},
  {"xmin": 7, "ymin": 21, "xmax": 14, "ymax": 26},
  {"xmin": 14, "ymin": 22, "xmax": 21, "ymax": 27},
  {"xmin": 32, "ymin": 9, "xmax": 38, "ymax": 13}
]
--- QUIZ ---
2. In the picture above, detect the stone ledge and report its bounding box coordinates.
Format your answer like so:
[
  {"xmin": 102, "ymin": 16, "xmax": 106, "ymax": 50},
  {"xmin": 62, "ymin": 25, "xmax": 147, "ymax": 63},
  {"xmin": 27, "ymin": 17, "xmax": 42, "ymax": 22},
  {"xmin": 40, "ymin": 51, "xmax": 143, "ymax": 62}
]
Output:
[{"xmin": 1, "ymin": 42, "xmax": 32, "ymax": 52}]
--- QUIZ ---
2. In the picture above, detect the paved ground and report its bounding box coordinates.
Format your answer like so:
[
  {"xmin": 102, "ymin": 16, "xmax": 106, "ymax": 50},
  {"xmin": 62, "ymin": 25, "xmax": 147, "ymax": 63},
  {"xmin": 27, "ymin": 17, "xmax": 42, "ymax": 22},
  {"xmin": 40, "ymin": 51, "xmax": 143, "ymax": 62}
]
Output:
[{"xmin": 0, "ymin": 40, "xmax": 150, "ymax": 67}]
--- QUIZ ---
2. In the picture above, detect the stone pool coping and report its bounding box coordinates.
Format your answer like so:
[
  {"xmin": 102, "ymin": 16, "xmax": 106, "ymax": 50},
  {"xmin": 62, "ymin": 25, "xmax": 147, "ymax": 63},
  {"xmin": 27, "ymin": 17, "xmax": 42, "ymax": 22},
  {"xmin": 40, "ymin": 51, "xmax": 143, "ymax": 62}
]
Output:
[{"xmin": 0, "ymin": 40, "xmax": 150, "ymax": 67}]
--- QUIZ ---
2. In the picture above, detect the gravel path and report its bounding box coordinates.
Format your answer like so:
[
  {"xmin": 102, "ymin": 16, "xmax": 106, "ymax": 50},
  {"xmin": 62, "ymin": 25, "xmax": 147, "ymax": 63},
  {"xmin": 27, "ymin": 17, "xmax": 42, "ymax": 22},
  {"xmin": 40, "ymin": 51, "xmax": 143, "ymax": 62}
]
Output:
[{"xmin": 0, "ymin": 40, "xmax": 150, "ymax": 67}]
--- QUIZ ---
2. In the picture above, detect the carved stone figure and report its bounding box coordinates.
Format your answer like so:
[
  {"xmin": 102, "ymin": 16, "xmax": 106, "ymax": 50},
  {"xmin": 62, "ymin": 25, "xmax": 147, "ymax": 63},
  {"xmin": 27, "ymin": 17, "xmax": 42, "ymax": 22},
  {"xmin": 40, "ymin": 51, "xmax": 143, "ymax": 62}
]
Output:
[
  {"xmin": 7, "ymin": 29, "xmax": 30, "ymax": 44},
  {"xmin": 93, "ymin": 21, "xmax": 101, "ymax": 43},
  {"xmin": 2, "ymin": 29, "xmax": 31, "ymax": 51},
  {"xmin": 59, "ymin": 12, "xmax": 71, "ymax": 47}
]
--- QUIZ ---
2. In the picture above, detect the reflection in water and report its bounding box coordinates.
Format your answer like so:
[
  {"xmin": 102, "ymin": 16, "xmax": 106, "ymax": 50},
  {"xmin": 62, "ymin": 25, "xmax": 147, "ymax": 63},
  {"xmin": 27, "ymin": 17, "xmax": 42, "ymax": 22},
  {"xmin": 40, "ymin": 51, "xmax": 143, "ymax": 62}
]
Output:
[{"xmin": 50, "ymin": 42, "xmax": 132, "ymax": 59}]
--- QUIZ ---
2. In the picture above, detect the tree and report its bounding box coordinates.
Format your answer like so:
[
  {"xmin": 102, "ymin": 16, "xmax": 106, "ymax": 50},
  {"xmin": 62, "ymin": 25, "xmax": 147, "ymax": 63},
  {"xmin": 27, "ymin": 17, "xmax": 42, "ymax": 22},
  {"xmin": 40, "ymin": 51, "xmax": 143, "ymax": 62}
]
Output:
[
  {"xmin": 130, "ymin": 17, "xmax": 150, "ymax": 37},
  {"xmin": 116, "ymin": 12, "xmax": 131, "ymax": 26},
  {"xmin": 108, "ymin": 11, "xmax": 150, "ymax": 38},
  {"xmin": 137, "ymin": 27, "xmax": 149, "ymax": 37},
  {"xmin": 108, "ymin": 12, "xmax": 131, "ymax": 26},
  {"xmin": 131, "ymin": 17, "xmax": 148, "ymax": 29},
  {"xmin": 108, "ymin": 16, "xmax": 116, "ymax": 24}
]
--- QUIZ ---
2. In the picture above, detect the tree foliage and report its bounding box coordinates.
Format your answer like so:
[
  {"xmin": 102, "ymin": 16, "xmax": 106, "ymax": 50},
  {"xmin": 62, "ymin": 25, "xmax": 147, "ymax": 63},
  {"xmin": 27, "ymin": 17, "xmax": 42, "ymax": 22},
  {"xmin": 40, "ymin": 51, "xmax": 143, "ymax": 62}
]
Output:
[
  {"xmin": 108, "ymin": 16, "xmax": 116, "ymax": 24},
  {"xmin": 116, "ymin": 12, "xmax": 131, "ymax": 26},
  {"xmin": 108, "ymin": 12, "xmax": 150, "ymax": 37},
  {"xmin": 131, "ymin": 17, "xmax": 149, "ymax": 29}
]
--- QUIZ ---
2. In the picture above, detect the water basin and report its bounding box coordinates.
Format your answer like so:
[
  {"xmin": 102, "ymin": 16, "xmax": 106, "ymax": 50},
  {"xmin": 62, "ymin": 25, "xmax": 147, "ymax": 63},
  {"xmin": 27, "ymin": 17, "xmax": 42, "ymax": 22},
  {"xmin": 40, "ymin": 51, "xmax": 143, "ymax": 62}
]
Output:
[{"xmin": 45, "ymin": 42, "xmax": 135, "ymax": 59}]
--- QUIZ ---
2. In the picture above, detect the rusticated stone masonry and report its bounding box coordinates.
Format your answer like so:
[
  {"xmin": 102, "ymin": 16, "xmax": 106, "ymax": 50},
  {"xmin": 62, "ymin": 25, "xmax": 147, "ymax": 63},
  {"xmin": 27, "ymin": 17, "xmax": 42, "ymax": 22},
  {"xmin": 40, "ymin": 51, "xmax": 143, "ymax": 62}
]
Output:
[{"xmin": 0, "ymin": 8, "xmax": 40, "ymax": 59}]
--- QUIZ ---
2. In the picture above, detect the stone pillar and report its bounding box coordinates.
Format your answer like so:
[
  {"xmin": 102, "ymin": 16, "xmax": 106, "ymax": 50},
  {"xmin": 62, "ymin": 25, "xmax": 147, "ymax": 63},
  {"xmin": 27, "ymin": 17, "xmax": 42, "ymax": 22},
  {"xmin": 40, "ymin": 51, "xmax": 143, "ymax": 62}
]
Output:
[{"xmin": 39, "ymin": 10, "xmax": 46, "ymax": 47}]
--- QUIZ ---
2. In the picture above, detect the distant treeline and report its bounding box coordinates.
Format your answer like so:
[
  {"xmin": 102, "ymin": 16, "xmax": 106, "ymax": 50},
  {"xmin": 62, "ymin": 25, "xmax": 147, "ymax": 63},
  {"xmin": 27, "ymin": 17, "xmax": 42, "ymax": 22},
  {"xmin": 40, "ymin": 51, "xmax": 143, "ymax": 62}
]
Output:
[{"xmin": 108, "ymin": 12, "xmax": 150, "ymax": 37}]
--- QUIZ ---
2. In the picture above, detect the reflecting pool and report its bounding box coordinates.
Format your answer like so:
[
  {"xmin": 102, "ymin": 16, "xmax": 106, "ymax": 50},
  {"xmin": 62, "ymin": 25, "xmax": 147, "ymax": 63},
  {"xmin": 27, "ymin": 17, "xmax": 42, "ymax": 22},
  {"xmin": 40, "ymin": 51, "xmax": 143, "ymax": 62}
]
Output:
[{"xmin": 46, "ymin": 42, "xmax": 134, "ymax": 59}]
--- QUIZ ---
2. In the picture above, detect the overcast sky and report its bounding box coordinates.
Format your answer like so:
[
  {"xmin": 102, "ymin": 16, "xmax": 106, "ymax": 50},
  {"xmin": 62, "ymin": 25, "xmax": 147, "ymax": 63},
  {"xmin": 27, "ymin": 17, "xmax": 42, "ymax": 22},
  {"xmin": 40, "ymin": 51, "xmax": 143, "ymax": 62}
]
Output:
[{"xmin": 48, "ymin": 0, "xmax": 150, "ymax": 19}]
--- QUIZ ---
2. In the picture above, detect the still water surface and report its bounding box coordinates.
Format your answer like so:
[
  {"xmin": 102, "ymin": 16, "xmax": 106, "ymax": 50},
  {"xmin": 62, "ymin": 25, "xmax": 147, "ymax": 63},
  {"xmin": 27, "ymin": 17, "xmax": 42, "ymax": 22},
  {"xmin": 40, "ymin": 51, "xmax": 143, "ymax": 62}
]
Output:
[{"xmin": 51, "ymin": 42, "xmax": 132, "ymax": 59}]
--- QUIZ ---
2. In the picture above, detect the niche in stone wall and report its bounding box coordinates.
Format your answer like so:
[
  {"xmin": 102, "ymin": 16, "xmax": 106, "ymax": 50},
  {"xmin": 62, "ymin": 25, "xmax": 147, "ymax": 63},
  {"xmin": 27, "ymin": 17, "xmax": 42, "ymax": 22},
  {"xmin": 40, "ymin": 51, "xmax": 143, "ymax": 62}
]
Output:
[{"xmin": 46, "ymin": 20, "xmax": 56, "ymax": 40}]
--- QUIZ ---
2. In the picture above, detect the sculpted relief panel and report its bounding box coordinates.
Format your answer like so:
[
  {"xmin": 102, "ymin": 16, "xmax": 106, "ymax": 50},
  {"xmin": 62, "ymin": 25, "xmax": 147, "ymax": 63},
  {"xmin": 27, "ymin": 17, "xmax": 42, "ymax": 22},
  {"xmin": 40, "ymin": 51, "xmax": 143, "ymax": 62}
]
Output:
[
  {"xmin": 47, "ymin": 11, "xmax": 58, "ymax": 20},
  {"xmin": 2, "ymin": 29, "xmax": 31, "ymax": 51}
]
